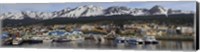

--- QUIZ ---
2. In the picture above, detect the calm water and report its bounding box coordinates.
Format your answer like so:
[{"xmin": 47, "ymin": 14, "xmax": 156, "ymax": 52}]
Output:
[{"xmin": 2, "ymin": 40, "xmax": 195, "ymax": 50}]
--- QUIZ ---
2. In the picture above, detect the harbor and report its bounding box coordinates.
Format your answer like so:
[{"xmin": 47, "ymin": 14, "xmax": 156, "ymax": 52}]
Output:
[
  {"xmin": 0, "ymin": 2, "xmax": 196, "ymax": 50},
  {"xmin": 1, "ymin": 21, "xmax": 194, "ymax": 46},
  {"xmin": 0, "ymin": 16, "xmax": 195, "ymax": 50},
  {"xmin": 1, "ymin": 33, "xmax": 160, "ymax": 45},
  {"xmin": 0, "ymin": 12, "xmax": 195, "ymax": 50}
]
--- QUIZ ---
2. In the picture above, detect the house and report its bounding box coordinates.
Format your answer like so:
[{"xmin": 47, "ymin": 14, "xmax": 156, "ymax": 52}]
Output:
[
  {"xmin": 80, "ymin": 25, "xmax": 95, "ymax": 31},
  {"xmin": 180, "ymin": 26, "xmax": 194, "ymax": 35}
]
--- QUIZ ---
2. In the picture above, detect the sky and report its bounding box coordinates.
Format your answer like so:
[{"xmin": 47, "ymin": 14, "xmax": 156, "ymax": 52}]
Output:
[{"xmin": 0, "ymin": 1, "xmax": 196, "ymax": 14}]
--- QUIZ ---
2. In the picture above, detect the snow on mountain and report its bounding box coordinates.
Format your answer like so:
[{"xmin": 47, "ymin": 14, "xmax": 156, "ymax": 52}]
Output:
[
  {"xmin": 105, "ymin": 6, "xmax": 131, "ymax": 15},
  {"xmin": 0, "ymin": 12, "xmax": 24, "ymax": 20},
  {"xmin": 130, "ymin": 8, "xmax": 150, "ymax": 16},
  {"xmin": 149, "ymin": 5, "xmax": 168, "ymax": 15},
  {"xmin": 167, "ymin": 9, "xmax": 194, "ymax": 14},
  {"xmin": 56, "ymin": 8, "xmax": 71, "ymax": 16},
  {"xmin": 22, "ymin": 11, "xmax": 57, "ymax": 20},
  {"xmin": 59, "ymin": 5, "xmax": 104, "ymax": 18},
  {"xmin": 0, "ymin": 5, "xmax": 194, "ymax": 20}
]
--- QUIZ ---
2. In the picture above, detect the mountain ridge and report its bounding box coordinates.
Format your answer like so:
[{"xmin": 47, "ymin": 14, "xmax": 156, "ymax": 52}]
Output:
[{"xmin": 0, "ymin": 5, "xmax": 194, "ymax": 20}]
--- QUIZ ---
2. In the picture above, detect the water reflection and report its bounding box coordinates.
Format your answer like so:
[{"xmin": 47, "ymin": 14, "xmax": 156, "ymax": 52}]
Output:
[
  {"xmin": 155, "ymin": 40, "xmax": 194, "ymax": 50},
  {"xmin": 3, "ymin": 40, "xmax": 194, "ymax": 50}
]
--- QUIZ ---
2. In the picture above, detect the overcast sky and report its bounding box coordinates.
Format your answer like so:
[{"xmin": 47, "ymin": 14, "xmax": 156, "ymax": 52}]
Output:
[{"xmin": 0, "ymin": 1, "xmax": 196, "ymax": 14}]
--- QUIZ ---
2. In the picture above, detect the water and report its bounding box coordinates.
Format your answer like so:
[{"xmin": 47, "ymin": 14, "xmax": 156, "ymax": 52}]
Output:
[{"xmin": 2, "ymin": 40, "xmax": 195, "ymax": 50}]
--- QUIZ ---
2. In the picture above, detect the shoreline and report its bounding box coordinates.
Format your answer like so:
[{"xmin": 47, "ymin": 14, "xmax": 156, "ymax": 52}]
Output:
[{"xmin": 155, "ymin": 35, "xmax": 194, "ymax": 41}]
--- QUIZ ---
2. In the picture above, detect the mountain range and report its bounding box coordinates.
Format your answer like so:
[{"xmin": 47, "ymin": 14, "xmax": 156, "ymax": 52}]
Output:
[{"xmin": 0, "ymin": 5, "xmax": 194, "ymax": 20}]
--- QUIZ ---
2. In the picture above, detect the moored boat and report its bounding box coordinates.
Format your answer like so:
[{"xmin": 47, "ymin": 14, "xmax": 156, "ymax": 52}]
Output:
[
  {"xmin": 126, "ymin": 37, "xmax": 144, "ymax": 44},
  {"xmin": 2, "ymin": 38, "xmax": 13, "ymax": 45},
  {"xmin": 53, "ymin": 38, "xmax": 71, "ymax": 42},
  {"xmin": 42, "ymin": 37, "xmax": 53, "ymax": 43},
  {"xmin": 114, "ymin": 37, "xmax": 126, "ymax": 43},
  {"xmin": 143, "ymin": 36, "xmax": 159, "ymax": 44},
  {"xmin": 12, "ymin": 37, "xmax": 23, "ymax": 45},
  {"xmin": 67, "ymin": 35, "xmax": 85, "ymax": 41}
]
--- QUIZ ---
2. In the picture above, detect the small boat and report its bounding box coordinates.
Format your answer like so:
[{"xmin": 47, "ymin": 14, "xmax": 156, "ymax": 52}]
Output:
[
  {"xmin": 2, "ymin": 38, "xmax": 13, "ymax": 45},
  {"xmin": 114, "ymin": 37, "xmax": 126, "ymax": 43},
  {"xmin": 43, "ymin": 39, "xmax": 53, "ymax": 43},
  {"xmin": 126, "ymin": 38, "xmax": 137, "ymax": 44},
  {"xmin": 24, "ymin": 36, "xmax": 43, "ymax": 44},
  {"xmin": 53, "ymin": 38, "xmax": 71, "ymax": 42},
  {"xmin": 136, "ymin": 38, "xmax": 144, "ymax": 44},
  {"xmin": 12, "ymin": 40, "xmax": 21, "ymax": 45},
  {"xmin": 126, "ymin": 37, "xmax": 144, "ymax": 44},
  {"xmin": 68, "ymin": 35, "xmax": 85, "ymax": 41},
  {"xmin": 43, "ymin": 37, "xmax": 53, "ymax": 43},
  {"xmin": 23, "ymin": 40, "xmax": 43, "ymax": 44},
  {"xmin": 12, "ymin": 37, "xmax": 23, "ymax": 45},
  {"xmin": 143, "ymin": 36, "xmax": 158, "ymax": 44}
]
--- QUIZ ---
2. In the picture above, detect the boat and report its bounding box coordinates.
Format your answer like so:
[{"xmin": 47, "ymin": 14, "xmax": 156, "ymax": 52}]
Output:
[
  {"xmin": 143, "ymin": 36, "xmax": 159, "ymax": 44},
  {"xmin": 136, "ymin": 38, "xmax": 144, "ymax": 44},
  {"xmin": 23, "ymin": 40, "xmax": 43, "ymax": 44},
  {"xmin": 67, "ymin": 35, "xmax": 85, "ymax": 41},
  {"xmin": 53, "ymin": 38, "xmax": 71, "ymax": 42},
  {"xmin": 12, "ymin": 37, "xmax": 23, "ymax": 45},
  {"xmin": 42, "ymin": 37, "xmax": 53, "ymax": 43},
  {"xmin": 23, "ymin": 36, "xmax": 43, "ymax": 44},
  {"xmin": 114, "ymin": 37, "xmax": 126, "ymax": 43},
  {"xmin": 2, "ymin": 38, "xmax": 13, "ymax": 45},
  {"xmin": 126, "ymin": 37, "xmax": 144, "ymax": 44},
  {"xmin": 126, "ymin": 38, "xmax": 137, "ymax": 44}
]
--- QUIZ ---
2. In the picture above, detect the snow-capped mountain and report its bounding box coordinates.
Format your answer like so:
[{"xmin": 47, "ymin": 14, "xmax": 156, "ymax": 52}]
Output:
[
  {"xmin": 0, "ymin": 5, "xmax": 194, "ymax": 20},
  {"xmin": 59, "ymin": 5, "xmax": 104, "ymax": 18},
  {"xmin": 0, "ymin": 12, "xmax": 24, "ymax": 20},
  {"xmin": 22, "ymin": 11, "xmax": 57, "ymax": 19},
  {"xmin": 105, "ymin": 6, "xmax": 131, "ymax": 15},
  {"xmin": 149, "ymin": 5, "xmax": 168, "ymax": 15},
  {"xmin": 130, "ymin": 8, "xmax": 150, "ymax": 16}
]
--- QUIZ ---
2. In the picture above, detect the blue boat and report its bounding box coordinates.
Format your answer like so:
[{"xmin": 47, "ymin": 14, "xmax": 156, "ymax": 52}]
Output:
[
  {"xmin": 1, "ymin": 32, "xmax": 9, "ymax": 39},
  {"xmin": 126, "ymin": 37, "xmax": 144, "ymax": 44},
  {"xmin": 126, "ymin": 39, "xmax": 138, "ymax": 44},
  {"xmin": 48, "ymin": 31, "xmax": 67, "ymax": 36}
]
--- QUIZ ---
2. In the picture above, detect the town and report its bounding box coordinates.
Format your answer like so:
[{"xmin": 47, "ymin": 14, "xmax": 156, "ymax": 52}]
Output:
[{"xmin": 1, "ymin": 20, "xmax": 194, "ymax": 45}]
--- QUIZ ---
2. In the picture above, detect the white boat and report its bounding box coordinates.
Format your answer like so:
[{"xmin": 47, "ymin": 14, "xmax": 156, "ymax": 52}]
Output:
[
  {"xmin": 31, "ymin": 36, "xmax": 43, "ymax": 40},
  {"xmin": 43, "ymin": 39, "xmax": 53, "ymax": 43},
  {"xmin": 143, "ymin": 36, "xmax": 158, "ymax": 44},
  {"xmin": 12, "ymin": 38, "xmax": 23, "ymax": 45},
  {"xmin": 115, "ymin": 36, "xmax": 126, "ymax": 43},
  {"xmin": 135, "ymin": 38, "xmax": 144, "ymax": 44},
  {"xmin": 67, "ymin": 35, "xmax": 85, "ymax": 41},
  {"xmin": 42, "ymin": 37, "xmax": 53, "ymax": 43}
]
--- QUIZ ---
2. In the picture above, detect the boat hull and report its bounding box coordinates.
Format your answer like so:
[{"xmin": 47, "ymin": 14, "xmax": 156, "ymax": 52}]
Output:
[
  {"xmin": 144, "ymin": 41, "xmax": 159, "ymax": 44},
  {"xmin": 53, "ymin": 39, "xmax": 71, "ymax": 42}
]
